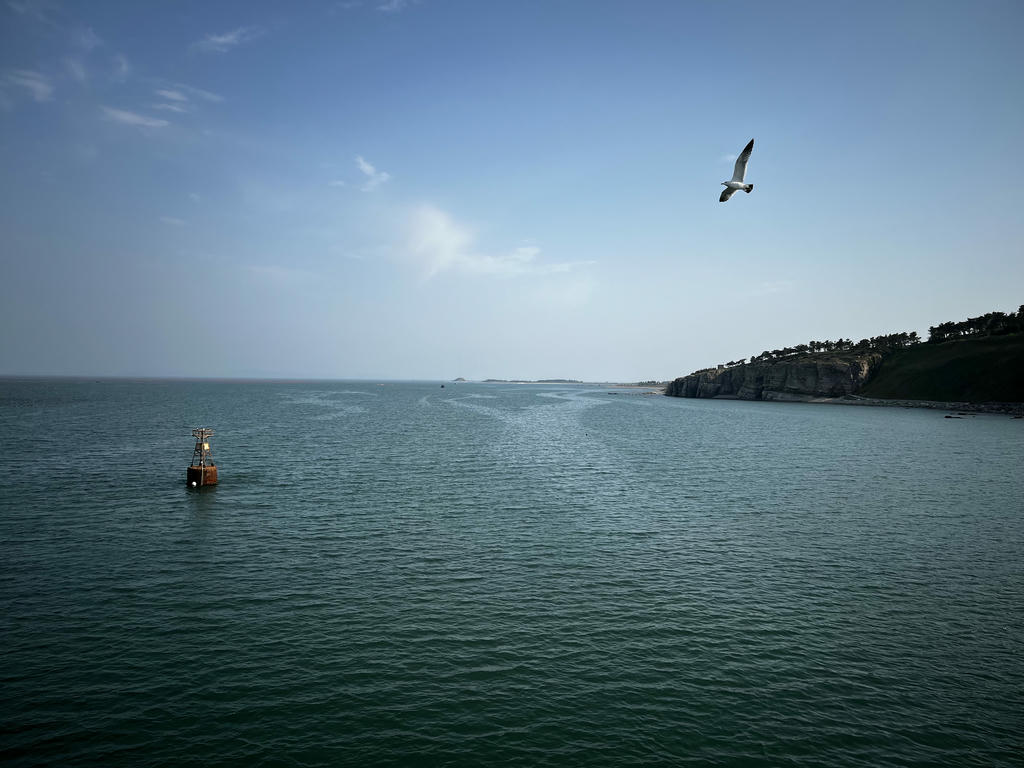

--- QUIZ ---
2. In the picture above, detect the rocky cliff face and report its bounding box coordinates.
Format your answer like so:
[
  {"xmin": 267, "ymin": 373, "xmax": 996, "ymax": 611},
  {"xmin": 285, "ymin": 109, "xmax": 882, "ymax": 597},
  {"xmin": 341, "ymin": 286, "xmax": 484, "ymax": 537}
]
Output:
[{"xmin": 665, "ymin": 353, "xmax": 884, "ymax": 401}]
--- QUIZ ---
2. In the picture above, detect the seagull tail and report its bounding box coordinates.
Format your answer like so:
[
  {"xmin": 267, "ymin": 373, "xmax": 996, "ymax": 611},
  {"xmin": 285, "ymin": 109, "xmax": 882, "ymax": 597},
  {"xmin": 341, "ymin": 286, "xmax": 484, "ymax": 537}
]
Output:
[{"xmin": 746, "ymin": 185, "xmax": 753, "ymax": 194}]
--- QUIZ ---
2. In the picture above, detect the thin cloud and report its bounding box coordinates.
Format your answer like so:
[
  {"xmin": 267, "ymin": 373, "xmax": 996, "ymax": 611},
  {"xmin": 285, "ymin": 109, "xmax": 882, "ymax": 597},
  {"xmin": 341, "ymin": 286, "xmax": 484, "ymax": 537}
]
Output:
[
  {"xmin": 407, "ymin": 204, "xmax": 588, "ymax": 278},
  {"xmin": 355, "ymin": 155, "xmax": 391, "ymax": 190},
  {"xmin": 3, "ymin": 69, "xmax": 53, "ymax": 101},
  {"xmin": 65, "ymin": 58, "xmax": 87, "ymax": 83},
  {"xmin": 152, "ymin": 91, "xmax": 190, "ymax": 112},
  {"xmin": 160, "ymin": 216, "xmax": 186, "ymax": 226},
  {"xmin": 155, "ymin": 89, "xmax": 187, "ymax": 101},
  {"xmin": 101, "ymin": 106, "xmax": 169, "ymax": 128},
  {"xmin": 193, "ymin": 26, "xmax": 263, "ymax": 54},
  {"xmin": 378, "ymin": 0, "xmax": 420, "ymax": 12},
  {"xmin": 328, "ymin": 180, "xmax": 347, "ymax": 187},
  {"xmin": 7, "ymin": 0, "xmax": 58, "ymax": 24},
  {"xmin": 73, "ymin": 27, "xmax": 102, "ymax": 51},
  {"xmin": 151, "ymin": 84, "xmax": 222, "ymax": 114},
  {"xmin": 172, "ymin": 82, "xmax": 224, "ymax": 103},
  {"xmin": 111, "ymin": 54, "xmax": 130, "ymax": 82}
]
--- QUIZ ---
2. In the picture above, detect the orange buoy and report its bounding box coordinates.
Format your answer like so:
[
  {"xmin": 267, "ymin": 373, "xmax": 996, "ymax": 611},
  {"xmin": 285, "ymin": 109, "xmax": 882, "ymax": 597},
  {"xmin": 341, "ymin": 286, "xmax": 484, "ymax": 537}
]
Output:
[{"xmin": 187, "ymin": 427, "xmax": 218, "ymax": 487}]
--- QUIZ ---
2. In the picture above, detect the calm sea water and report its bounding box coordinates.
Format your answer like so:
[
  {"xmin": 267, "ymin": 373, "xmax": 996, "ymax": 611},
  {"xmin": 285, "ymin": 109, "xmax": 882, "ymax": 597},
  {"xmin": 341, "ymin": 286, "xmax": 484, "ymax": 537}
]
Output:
[{"xmin": 1, "ymin": 378, "xmax": 1022, "ymax": 767}]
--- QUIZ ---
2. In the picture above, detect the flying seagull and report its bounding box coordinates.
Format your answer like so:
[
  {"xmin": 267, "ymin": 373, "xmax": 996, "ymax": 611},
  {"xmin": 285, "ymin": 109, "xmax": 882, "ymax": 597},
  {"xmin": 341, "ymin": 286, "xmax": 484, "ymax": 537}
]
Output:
[{"xmin": 720, "ymin": 139, "xmax": 754, "ymax": 202}]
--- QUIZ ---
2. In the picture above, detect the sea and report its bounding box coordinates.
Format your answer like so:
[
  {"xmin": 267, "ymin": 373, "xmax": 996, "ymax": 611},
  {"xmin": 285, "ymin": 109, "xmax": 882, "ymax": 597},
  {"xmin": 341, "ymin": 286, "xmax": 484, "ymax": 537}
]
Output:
[{"xmin": 1, "ymin": 378, "xmax": 1022, "ymax": 767}]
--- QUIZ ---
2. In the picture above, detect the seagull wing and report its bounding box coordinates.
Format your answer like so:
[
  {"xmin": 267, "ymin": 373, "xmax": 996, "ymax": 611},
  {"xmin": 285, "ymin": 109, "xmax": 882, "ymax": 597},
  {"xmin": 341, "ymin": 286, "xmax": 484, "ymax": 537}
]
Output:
[
  {"xmin": 719, "ymin": 187, "xmax": 736, "ymax": 202},
  {"xmin": 731, "ymin": 139, "xmax": 754, "ymax": 182}
]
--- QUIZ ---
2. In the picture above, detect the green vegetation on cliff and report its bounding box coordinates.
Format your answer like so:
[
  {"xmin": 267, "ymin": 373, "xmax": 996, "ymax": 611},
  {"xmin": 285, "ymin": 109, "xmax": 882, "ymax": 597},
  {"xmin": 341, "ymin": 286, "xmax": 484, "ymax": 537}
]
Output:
[
  {"xmin": 859, "ymin": 333, "xmax": 1024, "ymax": 403},
  {"xmin": 667, "ymin": 305, "xmax": 1024, "ymax": 404}
]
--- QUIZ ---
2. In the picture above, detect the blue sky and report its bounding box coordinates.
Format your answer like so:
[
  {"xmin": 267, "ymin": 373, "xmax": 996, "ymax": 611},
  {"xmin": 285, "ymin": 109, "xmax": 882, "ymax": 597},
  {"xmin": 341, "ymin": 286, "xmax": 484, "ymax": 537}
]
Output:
[{"xmin": 2, "ymin": 0, "xmax": 1022, "ymax": 381}]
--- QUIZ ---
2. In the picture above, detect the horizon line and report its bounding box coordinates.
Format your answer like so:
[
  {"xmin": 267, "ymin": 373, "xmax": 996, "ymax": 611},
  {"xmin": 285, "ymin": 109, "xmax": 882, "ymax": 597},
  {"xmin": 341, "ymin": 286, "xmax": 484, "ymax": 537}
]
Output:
[{"xmin": 0, "ymin": 374, "xmax": 668, "ymax": 385}]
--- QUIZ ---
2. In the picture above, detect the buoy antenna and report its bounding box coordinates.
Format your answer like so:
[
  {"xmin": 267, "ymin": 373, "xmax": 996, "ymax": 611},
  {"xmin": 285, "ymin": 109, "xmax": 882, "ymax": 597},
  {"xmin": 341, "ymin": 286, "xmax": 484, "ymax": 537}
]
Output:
[{"xmin": 187, "ymin": 427, "xmax": 218, "ymax": 487}]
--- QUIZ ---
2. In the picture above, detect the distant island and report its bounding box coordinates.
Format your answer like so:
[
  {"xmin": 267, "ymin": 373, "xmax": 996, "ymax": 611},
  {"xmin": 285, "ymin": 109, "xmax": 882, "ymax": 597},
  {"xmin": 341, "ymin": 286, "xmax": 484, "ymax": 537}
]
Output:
[{"xmin": 666, "ymin": 306, "xmax": 1024, "ymax": 410}]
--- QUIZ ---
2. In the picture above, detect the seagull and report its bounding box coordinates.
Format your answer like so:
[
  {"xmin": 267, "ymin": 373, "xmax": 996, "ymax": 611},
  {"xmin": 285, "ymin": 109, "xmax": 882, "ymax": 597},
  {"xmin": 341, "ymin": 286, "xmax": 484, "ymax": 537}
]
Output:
[{"xmin": 720, "ymin": 139, "xmax": 754, "ymax": 202}]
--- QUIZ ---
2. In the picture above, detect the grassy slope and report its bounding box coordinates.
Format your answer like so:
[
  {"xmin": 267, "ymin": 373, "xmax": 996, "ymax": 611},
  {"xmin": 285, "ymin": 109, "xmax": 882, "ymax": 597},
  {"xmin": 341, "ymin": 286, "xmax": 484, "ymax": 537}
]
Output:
[{"xmin": 859, "ymin": 333, "xmax": 1024, "ymax": 402}]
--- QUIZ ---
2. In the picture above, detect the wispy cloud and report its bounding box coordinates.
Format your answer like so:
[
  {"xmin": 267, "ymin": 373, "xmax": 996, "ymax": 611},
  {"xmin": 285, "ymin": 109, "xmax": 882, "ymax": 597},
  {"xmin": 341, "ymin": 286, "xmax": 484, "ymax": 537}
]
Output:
[
  {"xmin": 355, "ymin": 155, "xmax": 391, "ymax": 190},
  {"xmin": 151, "ymin": 89, "xmax": 191, "ymax": 113},
  {"xmin": 172, "ymin": 82, "xmax": 223, "ymax": 103},
  {"xmin": 406, "ymin": 204, "xmax": 588, "ymax": 278},
  {"xmin": 155, "ymin": 89, "xmax": 187, "ymax": 101},
  {"xmin": 332, "ymin": 0, "xmax": 408, "ymax": 11},
  {"xmin": 3, "ymin": 69, "xmax": 54, "ymax": 102},
  {"xmin": 7, "ymin": 0, "xmax": 58, "ymax": 25},
  {"xmin": 193, "ymin": 26, "xmax": 263, "ymax": 54},
  {"xmin": 160, "ymin": 216, "xmax": 186, "ymax": 226},
  {"xmin": 101, "ymin": 106, "xmax": 169, "ymax": 128},
  {"xmin": 189, "ymin": 192, "xmax": 201, "ymax": 203},
  {"xmin": 65, "ymin": 57, "xmax": 87, "ymax": 82},
  {"xmin": 328, "ymin": 180, "xmax": 347, "ymax": 187},
  {"xmin": 73, "ymin": 26, "xmax": 102, "ymax": 51},
  {"xmin": 150, "ymin": 84, "xmax": 222, "ymax": 115},
  {"xmin": 111, "ymin": 54, "xmax": 130, "ymax": 82}
]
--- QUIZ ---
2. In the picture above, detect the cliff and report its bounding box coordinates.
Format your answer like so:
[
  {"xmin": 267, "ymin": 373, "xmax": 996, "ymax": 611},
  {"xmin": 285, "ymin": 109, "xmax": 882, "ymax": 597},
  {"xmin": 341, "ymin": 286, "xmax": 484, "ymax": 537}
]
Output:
[
  {"xmin": 858, "ymin": 333, "xmax": 1024, "ymax": 403},
  {"xmin": 664, "ymin": 309, "xmax": 1023, "ymax": 405},
  {"xmin": 666, "ymin": 353, "xmax": 884, "ymax": 401}
]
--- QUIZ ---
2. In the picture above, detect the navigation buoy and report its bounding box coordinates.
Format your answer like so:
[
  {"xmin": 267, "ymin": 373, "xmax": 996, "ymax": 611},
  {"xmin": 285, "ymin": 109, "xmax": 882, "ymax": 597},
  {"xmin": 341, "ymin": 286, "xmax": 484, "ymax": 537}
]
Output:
[{"xmin": 186, "ymin": 427, "xmax": 218, "ymax": 487}]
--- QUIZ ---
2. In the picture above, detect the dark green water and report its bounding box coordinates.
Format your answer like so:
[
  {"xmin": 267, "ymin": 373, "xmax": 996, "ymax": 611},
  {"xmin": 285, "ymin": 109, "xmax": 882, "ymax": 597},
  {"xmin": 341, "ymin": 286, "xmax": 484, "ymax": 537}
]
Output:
[{"xmin": 1, "ymin": 378, "xmax": 1022, "ymax": 767}]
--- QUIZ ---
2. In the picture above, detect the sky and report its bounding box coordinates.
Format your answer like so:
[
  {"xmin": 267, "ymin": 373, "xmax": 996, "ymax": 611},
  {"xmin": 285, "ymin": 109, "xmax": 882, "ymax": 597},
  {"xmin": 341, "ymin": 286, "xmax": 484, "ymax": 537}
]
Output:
[{"xmin": 1, "ymin": 0, "xmax": 1022, "ymax": 382}]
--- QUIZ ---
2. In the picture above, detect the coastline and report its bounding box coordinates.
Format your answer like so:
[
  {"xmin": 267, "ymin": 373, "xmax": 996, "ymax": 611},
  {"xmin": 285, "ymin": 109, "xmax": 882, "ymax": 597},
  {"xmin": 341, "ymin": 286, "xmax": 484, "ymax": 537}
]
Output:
[
  {"xmin": 835, "ymin": 395, "xmax": 1023, "ymax": 415},
  {"xmin": 679, "ymin": 390, "xmax": 1023, "ymax": 415}
]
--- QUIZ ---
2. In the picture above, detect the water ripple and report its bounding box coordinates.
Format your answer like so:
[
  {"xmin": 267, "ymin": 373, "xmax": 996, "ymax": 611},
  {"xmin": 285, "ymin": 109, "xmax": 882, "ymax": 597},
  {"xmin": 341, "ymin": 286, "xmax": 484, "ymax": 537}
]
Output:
[{"xmin": 1, "ymin": 380, "xmax": 1022, "ymax": 767}]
